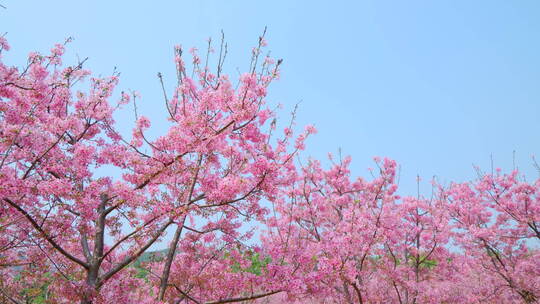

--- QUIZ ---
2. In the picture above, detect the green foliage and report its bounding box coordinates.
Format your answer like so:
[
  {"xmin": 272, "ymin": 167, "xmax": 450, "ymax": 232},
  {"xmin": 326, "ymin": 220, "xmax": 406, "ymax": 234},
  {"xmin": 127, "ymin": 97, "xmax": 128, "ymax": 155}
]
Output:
[
  {"xmin": 134, "ymin": 264, "xmax": 150, "ymax": 280},
  {"xmin": 19, "ymin": 272, "xmax": 51, "ymax": 303},
  {"xmin": 406, "ymin": 254, "xmax": 438, "ymax": 269},
  {"xmin": 228, "ymin": 250, "xmax": 272, "ymax": 276},
  {"xmin": 420, "ymin": 257, "xmax": 438, "ymax": 269},
  {"xmin": 374, "ymin": 253, "xmax": 440, "ymax": 270},
  {"xmin": 131, "ymin": 250, "xmax": 166, "ymax": 281}
]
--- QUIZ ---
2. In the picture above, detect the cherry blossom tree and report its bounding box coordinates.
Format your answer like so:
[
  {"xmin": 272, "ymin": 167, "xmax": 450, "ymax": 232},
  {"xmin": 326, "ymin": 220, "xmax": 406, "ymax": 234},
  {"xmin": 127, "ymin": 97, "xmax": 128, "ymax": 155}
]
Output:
[
  {"xmin": 444, "ymin": 169, "xmax": 540, "ymax": 303},
  {"xmin": 262, "ymin": 156, "xmax": 404, "ymax": 302},
  {"xmin": 262, "ymin": 155, "xmax": 540, "ymax": 304},
  {"xmin": 0, "ymin": 32, "xmax": 313, "ymax": 304}
]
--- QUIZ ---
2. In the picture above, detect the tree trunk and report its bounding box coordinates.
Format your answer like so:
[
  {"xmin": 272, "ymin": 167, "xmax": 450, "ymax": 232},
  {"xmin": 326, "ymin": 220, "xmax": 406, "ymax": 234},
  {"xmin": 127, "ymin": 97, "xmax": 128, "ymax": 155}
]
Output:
[{"xmin": 158, "ymin": 223, "xmax": 183, "ymax": 301}]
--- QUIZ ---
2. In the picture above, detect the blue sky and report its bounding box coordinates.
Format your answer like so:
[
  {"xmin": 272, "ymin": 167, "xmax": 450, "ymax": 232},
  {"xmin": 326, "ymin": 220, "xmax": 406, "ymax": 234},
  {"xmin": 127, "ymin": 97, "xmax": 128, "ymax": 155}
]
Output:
[{"xmin": 2, "ymin": 1, "xmax": 539, "ymax": 196}]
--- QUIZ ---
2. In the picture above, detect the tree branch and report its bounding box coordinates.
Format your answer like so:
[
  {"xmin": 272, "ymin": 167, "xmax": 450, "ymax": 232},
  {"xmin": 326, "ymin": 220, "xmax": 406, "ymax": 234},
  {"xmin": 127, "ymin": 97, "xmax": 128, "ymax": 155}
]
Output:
[{"xmin": 3, "ymin": 198, "xmax": 89, "ymax": 269}]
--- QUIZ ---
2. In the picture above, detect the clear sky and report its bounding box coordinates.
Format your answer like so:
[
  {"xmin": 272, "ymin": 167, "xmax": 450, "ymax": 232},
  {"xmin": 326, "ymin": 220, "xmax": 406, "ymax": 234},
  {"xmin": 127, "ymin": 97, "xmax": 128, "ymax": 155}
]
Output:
[{"xmin": 2, "ymin": 1, "xmax": 539, "ymax": 196}]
